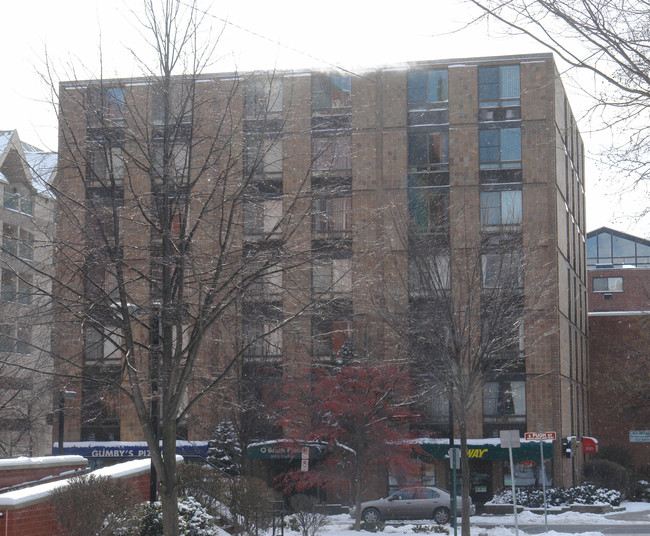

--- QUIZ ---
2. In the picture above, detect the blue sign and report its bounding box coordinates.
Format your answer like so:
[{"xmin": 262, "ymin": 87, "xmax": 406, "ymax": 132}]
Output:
[{"xmin": 53, "ymin": 441, "xmax": 209, "ymax": 458}]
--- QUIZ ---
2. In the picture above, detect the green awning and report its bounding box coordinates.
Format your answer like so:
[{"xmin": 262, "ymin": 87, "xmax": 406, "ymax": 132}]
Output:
[{"xmin": 416, "ymin": 439, "xmax": 553, "ymax": 461}]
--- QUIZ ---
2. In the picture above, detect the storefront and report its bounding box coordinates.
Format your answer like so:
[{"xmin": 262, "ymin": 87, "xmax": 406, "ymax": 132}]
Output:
[{"xmin": 416, "ymin": 438, "xmax": 553, "ymax": 505}]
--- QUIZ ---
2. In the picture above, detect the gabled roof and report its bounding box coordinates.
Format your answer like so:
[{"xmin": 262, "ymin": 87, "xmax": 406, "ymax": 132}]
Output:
[
  {"xmin": 587, "ymin": 226, "xmax": 650, "ymax": 248},
  {"xmin": 0, "ymin": 130, "xmax": 56, "ymax": 197}
]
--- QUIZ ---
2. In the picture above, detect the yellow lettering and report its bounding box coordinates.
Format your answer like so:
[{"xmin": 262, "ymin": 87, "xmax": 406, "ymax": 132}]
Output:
[{"xmin": 466, "ymin": 448, "xmax": 488, "ymax": 458}]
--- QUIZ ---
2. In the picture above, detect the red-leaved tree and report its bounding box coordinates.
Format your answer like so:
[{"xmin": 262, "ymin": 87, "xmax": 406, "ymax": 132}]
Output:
[{"xmin": 277, "ymin": 363, "xmax": 419, "ymax": 530}]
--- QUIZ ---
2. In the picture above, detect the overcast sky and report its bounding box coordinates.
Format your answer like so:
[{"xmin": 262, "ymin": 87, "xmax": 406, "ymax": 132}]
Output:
[{"xmin": 1, "ymin": 0, "xmax": 646, "ymax": 236}]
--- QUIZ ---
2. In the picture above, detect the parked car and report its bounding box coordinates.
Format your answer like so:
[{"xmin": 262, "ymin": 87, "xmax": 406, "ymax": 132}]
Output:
[{"xmin": 350, "ymin": 486, "xmax": 474, "ymax": 525}]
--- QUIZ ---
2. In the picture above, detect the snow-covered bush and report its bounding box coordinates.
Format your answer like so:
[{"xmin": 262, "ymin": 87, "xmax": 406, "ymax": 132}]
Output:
[
  {"xmin": 178, "ymin": 463, "xmax": 230, "ymax": 518},
  {"xmin": 207, "ymin": 421, "xmax": 242, "ymax": 476},
  {"xmin": 227, "ymin": 476, "xmax": 277, "ymax": 535},
  {"xmin": 628, "ymin": 480, "xmax": 650, "ymax": 502},
  {"xmin": 113, "ymin": 496, "xmax": 226, "ymax": 536},
  {"xmin": 489, "ymin": 484, "xmax": 621, "ymax": 507}
]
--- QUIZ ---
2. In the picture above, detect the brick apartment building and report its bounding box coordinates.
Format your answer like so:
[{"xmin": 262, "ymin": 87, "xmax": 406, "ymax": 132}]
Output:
[
  {"xmin": 0, "ymin": 131, "xmax": 56, "ymax": 456},
  {"xmin": 587, "ymin": 227, "xmax": 650, "ymax": 468},
  {"xmin": 53, "ymin": 53, "xmax": 588, "ymax": 496}
]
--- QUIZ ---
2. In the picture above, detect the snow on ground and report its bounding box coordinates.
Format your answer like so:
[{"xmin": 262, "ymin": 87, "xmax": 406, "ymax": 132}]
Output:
[{"xmin": 299, "ymin": 502, "xmax": 650, "ymax": 536}]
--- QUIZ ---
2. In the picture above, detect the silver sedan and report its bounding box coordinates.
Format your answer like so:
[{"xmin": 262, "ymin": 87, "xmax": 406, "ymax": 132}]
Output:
[{"xmin": 351, "ymin": 486, "xmax": 474, "ymax": 525}]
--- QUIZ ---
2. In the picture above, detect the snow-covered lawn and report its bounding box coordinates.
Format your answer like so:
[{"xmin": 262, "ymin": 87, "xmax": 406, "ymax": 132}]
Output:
[{"xmin": 295, "ymin": 502, "xmax": 650, "ymax": 536}]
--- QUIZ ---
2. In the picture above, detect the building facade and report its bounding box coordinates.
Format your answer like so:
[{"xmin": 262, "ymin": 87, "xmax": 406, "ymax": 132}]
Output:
[
  {"xmin": 587, "ymin": 227, "xmax": 650, "ymax": 468},
  {"xmin": 54, "ymin": 54, "xmax": 588, "ymax": 494},
  {"xmin": 0, "ymin": 130, "xmax": 56, "ymax": 456}
]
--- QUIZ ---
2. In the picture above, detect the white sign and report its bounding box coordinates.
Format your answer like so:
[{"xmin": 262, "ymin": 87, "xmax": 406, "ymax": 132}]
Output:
[
  {"xmin": 301, "ymin": 459, "xmax": 309, "ymax": 472},
  {"xmin": 301, "ymin": 447, "xmax": 310, "ymax": 460},
  {"xmin": 525, "ymin": 432, "xmax": 556, "ymax": 441},
  {"xmin": 500, "ymin": 430, "xmax": 521, "ymax": 448},
  {"xmin": 448, "ymin": 448, "xmax": 461, "ymax": 469},
  {"xmin": 629, "ymin": 430, "xmax": 650, "ymax": 443}
]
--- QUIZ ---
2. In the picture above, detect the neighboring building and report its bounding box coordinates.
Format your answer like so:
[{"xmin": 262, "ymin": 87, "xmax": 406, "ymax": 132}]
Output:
[
  {"xmin": 587, "ymin": 227, "xmax": 650, "ymax": 468},
  {"xmin": 0, "ymin": 130, "xmax": 57, "ymax": 456},
  {"xmin": 54, "ymin": 53, "xmax": 588, "ymax": 495}
]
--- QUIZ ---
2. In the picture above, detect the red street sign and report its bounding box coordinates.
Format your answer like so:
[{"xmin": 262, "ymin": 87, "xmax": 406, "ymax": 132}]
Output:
[{"xmin": 525, "ymin": 432, "xmax": 556, "ymax": 440}]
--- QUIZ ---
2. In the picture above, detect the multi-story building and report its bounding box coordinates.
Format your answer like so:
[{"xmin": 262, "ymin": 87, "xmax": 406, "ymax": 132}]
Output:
[
  {"xmin": 54, "ymin": 53, "xmax": 588, "ymax": 495},
  {"xmin": 0, "ymin": 130, "xmax": 56, "ymax": 456},
  {"xmin": 587, "ymin": 227, "xmax": 650, "ymax": 468}
]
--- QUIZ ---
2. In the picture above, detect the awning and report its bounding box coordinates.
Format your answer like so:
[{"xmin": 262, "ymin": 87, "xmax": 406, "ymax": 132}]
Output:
[
  {"xmin": 582, "ymin": 436, "xmax": 598, "ymax": 454},
  {"xmin": 415, "ymin": 438, "xmax": 553, "ymax": 461}
]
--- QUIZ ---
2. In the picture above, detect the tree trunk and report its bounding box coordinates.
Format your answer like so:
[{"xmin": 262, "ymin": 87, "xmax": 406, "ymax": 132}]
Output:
[{"xmin": 160, "ymin": 421, "xmax": 179, "ymax": 536}]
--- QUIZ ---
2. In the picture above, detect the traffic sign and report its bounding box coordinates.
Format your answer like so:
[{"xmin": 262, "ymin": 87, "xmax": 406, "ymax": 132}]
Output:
[{"xmin": 525, "ymin": 432, "xmax": 556, "ymax": 441}]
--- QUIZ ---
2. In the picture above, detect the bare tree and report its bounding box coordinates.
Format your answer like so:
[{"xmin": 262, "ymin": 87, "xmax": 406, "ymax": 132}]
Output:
[
  {"xmin": 468, "ymin": 0, "xmax": 650, "ymax": 216},
  {"xmin": 47, "ymin": 2, "xmax": 314, "ymax": 534},
  {"xmin": 382, "ymin": 197, "xmax": 552, "ymax": 536}
]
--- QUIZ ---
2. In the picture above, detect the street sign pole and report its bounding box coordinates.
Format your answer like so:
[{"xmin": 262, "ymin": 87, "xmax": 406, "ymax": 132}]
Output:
[
  {"xmin": 540, "ymin": 438, "xmax": 548, "ymax": 532},
  {"xmin": 500, "ymin": 430, "xmax": 520, "ymax": 536},
  {"xmin": 525, "ymin": 430, "xmax": 556, "ymax": 533},
  {"xmin": 449, "ymin": 448, "xmax": 460, "ymax": 536}
]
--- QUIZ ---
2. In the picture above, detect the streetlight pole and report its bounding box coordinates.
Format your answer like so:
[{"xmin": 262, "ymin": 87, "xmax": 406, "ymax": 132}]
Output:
[{"xmin": 58, "ymin": 390, "xmax": 77, "ymax": 455}]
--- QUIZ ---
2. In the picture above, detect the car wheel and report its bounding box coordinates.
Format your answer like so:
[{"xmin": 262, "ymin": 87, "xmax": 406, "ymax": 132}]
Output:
[
  {"xmin": 433, "ymin": 507, "xmax": 451, "ymax": 525},
  {"xmin": 362, "ymin": 508, "xmax": 381, "ymax": 524}
]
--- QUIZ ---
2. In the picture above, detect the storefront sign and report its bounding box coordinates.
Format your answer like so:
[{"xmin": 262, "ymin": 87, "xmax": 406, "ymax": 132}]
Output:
[
  {"xmin": 525, "ymin": 432, "xmax": 556, "ymax": 441},
  {"xmin": 417, "ymin": 439, "xmax": 553, "ymax": 461},
  {"xmin": 53, "ymin": 441, "xmax": 208, "ymax": 458},
  {"xmin": 582, "ymin": 436, "xmax": 598, "ymax": 454},
  {"xmin": 247, "ymin": 441, "xmax": 323, "ymax": 460}
]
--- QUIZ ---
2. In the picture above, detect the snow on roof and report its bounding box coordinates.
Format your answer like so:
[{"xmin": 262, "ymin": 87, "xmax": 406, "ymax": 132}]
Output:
[
  {"xmin": 0, "ymin": 455, "xmax": 87, "ymax": 469},
  {"xmin": 23, "ymin": 150, "xmax": 57, "ymax": 196},
  {"xmin": 0, "ymin": 131, "xmax": 13, "ymax": 155},
  {"xmin": 0, "ymin": 455, "xmax": 181, "ymax": 509}
]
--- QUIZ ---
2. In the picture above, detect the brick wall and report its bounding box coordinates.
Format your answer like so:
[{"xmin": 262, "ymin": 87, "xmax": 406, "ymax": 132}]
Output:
[{"xmin": 0, "ymin": 456, "xmax": 87, "ymax": 490}]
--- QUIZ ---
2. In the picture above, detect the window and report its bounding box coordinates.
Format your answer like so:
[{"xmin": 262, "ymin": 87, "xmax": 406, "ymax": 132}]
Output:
[
  {"xmin": 1, "ymin": 271, "xmax": 31, "ymax": 305},
  {"xmin": 19, "ymin": 229, "xmax": 33, "ymax": 261},
  {"xmin": 312, "ymin": 136, "xmax": 351, "ymax": 171},
  {"xmin": 3, "ymin": 191, "xmax": 18, "ymax": 211},
  {"xmin": 408, "ymin": 131, "xmax": 449, "ymax": 170},
  {"xmin": 152, "ymin": 83, "xmax": 192, "ymax": 124},
  {"xmin": 2, "ymin": 224, "xmax": 16, "ymax": 255},
  {"xmin": 312, "ymin": 258, "xmax": 352, "ymax": 296},
  {"xmin": 480, "ymin": 189, "xmax": 522, "ymax": 230},
  {"xmin": 479, "ymin": 127, "xmax": 521, "ymax": 169},
  {"xmin": 407, "ymin": 70, "xmax": 448, "ymax": 104},
  {"xmin": 244, "ymin": 137, "xmax": 282, "ymax": 176},
  {"xmin": 482, "ymin": 253, "xmax": 523, "ymax": 288},
  {"xmin": 88, "ymin": 86, "xmax": 126, "ymax": 123},
  {"xmin": 479, "ymin": 65, "xmax": 520, "ymax": 107},
  {"xmin": 84, "ymin": 326, "xmax": 123, "ymax": 364},
  {"xmin": 1, "ymin": 270, "xmax": 15, "ymax": 302},
  {"xmin": 0, "ymin": 325, "xmax": 30, "ymax": 354},
  {"xmin": 246, "ymin": 267, "xmax": 283, "ymax": 302},
  {"xmin": 312, "ymin": 75, "xmax": 351, "ymax": 109},
  {"xmin": 408, "ymin": 188, "xmax": 449, "ymax": 234},
  {"xmin": 312, "ymin": 197, "xmax": 351, "ymax": 232},
  {"xmin": 88, "ymin": 145, "xmax": 125, "ymax": 185},
  {"xmin": 312, "ymin": 318, "xmax": 352, "ymax": 359},
  {"xmin": 243, "ymin": 320, "xmax": 282, "ymax": 360},
  {"xmin": 593, "ymin": 276, "xmax": 623, "ymax": 292},
  {"xmin": 244, "ymin": 77, "xmax": 283, "ymax": 116},
  {"xmin": 152, "ymin": 142, "xmax": 188, "ymax": 184},
  {"xmin": 243, "ymin": 198, "xmax": 282, "ymax": 237},
  {"xmin": 408, "ymin": 255, "xmax": 450, "ymax": 293},
  {"xmin": 483, "ymin": 380, "xmax": 526, "ymax": 418}
]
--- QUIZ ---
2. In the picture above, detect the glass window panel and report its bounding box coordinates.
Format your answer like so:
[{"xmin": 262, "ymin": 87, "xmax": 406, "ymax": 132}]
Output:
[
  {"xmin": 501, "ymin": 190, "xmax": 522, "ymax": 225},
  {"xmin": 3, "ymin": 191, "xmax": 18, "ymax": 211},
  {"xmin": 609, "ymin": 277, "xmax": 623, "ymax": 291},
  {"xmin": 333, "ymin": 258, "xmax": 352, "ymax": 293},
  {"xmin": 407, "ymin": 71, "xmax": 427, "ymax": 104},
  {"xmin": 428, "ymin": 131, "xmax": 449, "ymax": 164},
  {"xmin": 586, "ymin": 236, "xmax": 597, "ymax": 259},
  {"xmin": 20, "ymin": 197, "xmax": 34, "ymax": 216},
  {"xmin": 480, "ymin": 191, "xmax": 501, "ymax": 226},
  {"xmin": 408, "ymin": 133, "xmax": 429, "ymax": 167},
  {"xmin": 500, "ymin": 128, "xmax": 521, "ymax": 163},
  {"xmin": 479, "ymin": 130, "xmax": 499, "ymax": 163},
  {"xmin": 331, "ymin": 76, "xmax": 351, "ymax": 108},
  {"xmin": 428, "ymin": 70, "xmax": 448, "ymax": 102},
  {"xmin": 478, "ymin": 67, "xmax": 499, "ymax": 102},
  {"xmin": 597, "ymin": 232, "xmax": 612, "ymax": 258},
  {"xmin": 612, "ymin": 235, "xmax": 636, "ymax": 258},
  {"xmin": 500, "ymin": 65, "xmax": 520, "ymax": 100},
  {"xmin": 263, "ymin": 200, "xmax": 282, "ymax": 234},
  {"xmin": 311, "ymin": 75, "xmax": 331, "ymax": 109}
]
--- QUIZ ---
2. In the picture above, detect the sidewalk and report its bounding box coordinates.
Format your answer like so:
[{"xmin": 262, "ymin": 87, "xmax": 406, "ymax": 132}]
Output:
[{"xmin": 604, "ymin": 505, "xmax": 650, "ymax": 522}]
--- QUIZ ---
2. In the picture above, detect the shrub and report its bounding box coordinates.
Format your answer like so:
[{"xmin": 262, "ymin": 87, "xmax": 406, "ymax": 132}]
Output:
[
  {"xmin": 358, "ymin": 521, "xmax": 385, "ymax": 532},
  {"xmin": 628, "ymin": 480, "xmax": 650, "ymax": 502},
  {"xmin": 583, "ymin": 459, "xmax": 628, "ymax": 492},
  {"xmin": 118, "ymin": 496, "xmax": 224, "ymax": 536},
  {"xmin": 489, "ymin": 484, "xmax": 621, "ymax": 507},
  {"xmin": 50, "ymin": 474, "xmax": 139, "ymax": 536},
  {"xmin": 412, "ymin": 525, "xmax": 449, "ymax": 533},
  {"xmin": 288, "ymin": 495, "xmax": 328, "ymax": 536},
  {"xmin": 178, "ymin": 463, "xmax": 230, "ymax": 518},
  {"xmin": 228, "ymin": 476, "xmax": 277, "ymax": 535}
]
